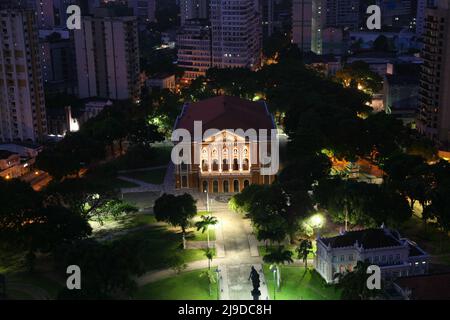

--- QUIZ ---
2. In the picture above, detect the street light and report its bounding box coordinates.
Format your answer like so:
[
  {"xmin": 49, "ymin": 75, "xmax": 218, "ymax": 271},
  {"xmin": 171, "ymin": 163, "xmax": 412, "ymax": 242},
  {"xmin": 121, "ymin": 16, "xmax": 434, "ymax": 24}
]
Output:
[
  {"xmin": 309, "ymin": 213, "xmax": 324, "ymax": 229},
  {"xmin": 204, "ymin": 189, "xmax": 210, "ymax": 212},
  {"xmin": 215, "ymin": 268, "xmax": 220, "ymax": 300},
  {"xmin": 270, "ymin": 265, "xmax": 277, "ymax": 300}
]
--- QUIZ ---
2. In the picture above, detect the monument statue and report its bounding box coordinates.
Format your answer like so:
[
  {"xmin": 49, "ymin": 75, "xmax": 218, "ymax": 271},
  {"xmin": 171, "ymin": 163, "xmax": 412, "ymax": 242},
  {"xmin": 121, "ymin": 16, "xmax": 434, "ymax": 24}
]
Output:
[{"xmin": 248, "ymin": 266, "xmax": 261, "ymax": 300}]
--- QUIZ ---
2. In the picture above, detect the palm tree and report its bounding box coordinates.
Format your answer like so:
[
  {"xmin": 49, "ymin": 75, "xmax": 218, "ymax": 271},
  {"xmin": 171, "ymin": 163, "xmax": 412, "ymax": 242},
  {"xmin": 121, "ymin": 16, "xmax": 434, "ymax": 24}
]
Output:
[
  {"xmin": 199, "ymin": 269, "xmax": 217, "ymax": 297},
  {"xmin": 296, "ymin": 239, "xmax": 313, "ymax": 268},
  {"xmin": 263, "ymin": 246, "xmax": 293, "ymax": 292},
  {"xmin": 195, "ymin": 215, "xmax": 218, "ymax": 248},
  {"xmin": 203, "ymin": 247, "xmax": 215, "ymax": 270}
]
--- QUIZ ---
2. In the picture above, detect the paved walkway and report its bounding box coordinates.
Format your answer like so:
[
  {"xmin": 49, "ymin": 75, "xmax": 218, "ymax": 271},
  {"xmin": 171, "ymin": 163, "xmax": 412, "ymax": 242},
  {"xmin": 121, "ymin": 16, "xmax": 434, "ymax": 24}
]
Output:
[
  {"xmin": 211, "ymin": 200, "xmax": 269, "ymax": 300},
  {"xmin": 136, "ymin": 198, "xmax": 271, "ymax": 300}
]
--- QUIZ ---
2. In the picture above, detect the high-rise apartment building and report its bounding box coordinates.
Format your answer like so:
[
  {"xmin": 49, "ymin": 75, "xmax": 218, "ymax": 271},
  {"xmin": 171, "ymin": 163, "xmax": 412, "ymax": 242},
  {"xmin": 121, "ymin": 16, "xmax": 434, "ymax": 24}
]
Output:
[
  {"xmin": 74, "ymin": 9, "xmax": 140, "ymax": 101},
  {"xmin": 177, "ymin": 19, "xmax": 212, "ymax": 82},
  {"xmin": 128, "ymin": 0, "xmax": 156, "ymax": 23},
  {"xmin": 35, "ymin": 0, "xmax": 56, "ymax": 28},
  {"xmin": 0, "ymin": 9, "xmax": 47, "ymax": 142},
  {"xmin": 260, "ymin": 0, "xmax": 275, "ymax": 38},
  {"xmin": 417, "ymin": 0, "xmax": 450, "ymax": 147},
  {"xmin": 417, "ymin": 0, "xmax": 437, "ymax": 36},
  {"xmin": 210, "ymin": 0, "xmax": 262, "ymax": 70},
  {"xmin": 39, "ymin": 30, "xmax": 77, "ymax": 95},
  {"xmin": 311, "ymin": 0, "xmax": 359, "ymax": 54},
  {"xmin": 177, "ymin": 0, "xmax": 262, "ymax": 82},
  {"xmin": 180, "ymin": 0, "xmax": 210, "ymax": 26},
  {"xmin": 292, "ymin": 0, "xmax": 312, "ymax": 52}
]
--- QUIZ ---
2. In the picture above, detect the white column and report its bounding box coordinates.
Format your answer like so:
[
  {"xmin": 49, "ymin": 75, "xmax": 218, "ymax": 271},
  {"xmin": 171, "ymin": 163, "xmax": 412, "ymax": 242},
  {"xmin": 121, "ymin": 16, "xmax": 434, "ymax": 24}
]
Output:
[
  {"xmin": 239, "ymin": 143, "xmax": 243, "ymax": 171},
  {"xmin": 229, "ymin": 146, "xmax": 232, "ymax": 172},
  {"xmin": 247, "ymin": 142, "xmax": 251, "ymax": 170},
  {"xmin": 208, "ymin": 145, "xmax": 212, "ymax": 172},
  {"xmin": 219, "ymin": 145, "xmax": 222, "ymax": 173}
]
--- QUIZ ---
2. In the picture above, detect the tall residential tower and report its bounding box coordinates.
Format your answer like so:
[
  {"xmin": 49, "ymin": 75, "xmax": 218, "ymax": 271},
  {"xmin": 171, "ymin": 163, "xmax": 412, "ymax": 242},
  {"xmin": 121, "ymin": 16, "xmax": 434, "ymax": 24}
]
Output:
[
  {"xmin": 0, "ymin": 9, "xmax": 47, "ymax": 142},
  {"xmin": 417, "ymin": 0, "xmax": 450, "ymax": 147},
  {"xmin": 74, "ymin": 8, "xmax": 140, "ymax": 101},
  {"xmin": 210, "ymin": 0, "xmax": 262, "ymax": 70}
]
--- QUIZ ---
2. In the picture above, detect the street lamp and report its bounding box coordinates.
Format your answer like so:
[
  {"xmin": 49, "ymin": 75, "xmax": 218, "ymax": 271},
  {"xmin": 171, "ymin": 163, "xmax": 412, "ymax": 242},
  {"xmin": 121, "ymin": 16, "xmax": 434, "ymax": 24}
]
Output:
[
  {"xmin": 215, "ymin": 268, "xmax": 220, "ymax": 300},
  {"xmin": 204, "ymin": 189, "xmax": 210, "ymax": 212},
  {"xmin": 270, "ymin": 265, "xmax": 277, "ymax": 300}
]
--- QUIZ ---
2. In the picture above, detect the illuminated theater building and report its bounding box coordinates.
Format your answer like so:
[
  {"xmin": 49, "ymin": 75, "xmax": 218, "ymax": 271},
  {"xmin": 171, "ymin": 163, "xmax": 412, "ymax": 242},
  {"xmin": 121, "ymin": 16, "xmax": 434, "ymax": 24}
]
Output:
[{"xmin": 173, "ymin": 96, "xmax": 277, "ymax": 193}]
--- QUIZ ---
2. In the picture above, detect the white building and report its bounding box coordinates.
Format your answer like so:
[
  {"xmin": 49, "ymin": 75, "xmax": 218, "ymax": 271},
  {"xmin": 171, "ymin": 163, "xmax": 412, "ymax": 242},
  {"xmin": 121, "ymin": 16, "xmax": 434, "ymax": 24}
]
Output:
[
  {"xmin": 147, "ymin": 73, "xmax": 176, "ymax": 92},
  {"xmin": 210, "ymin": 0, "xmax": 262, "ymax": 70},
  {"xmin": 74, "ymin": 9, "xmax": 140, "ymax": 101},
  {"xmin": 315, "ymin": 227, "xmax": 429, "ymax": 284},
  {"xmin": 0, "ymin": 9, "xmax": 47, "ymax": 142}
]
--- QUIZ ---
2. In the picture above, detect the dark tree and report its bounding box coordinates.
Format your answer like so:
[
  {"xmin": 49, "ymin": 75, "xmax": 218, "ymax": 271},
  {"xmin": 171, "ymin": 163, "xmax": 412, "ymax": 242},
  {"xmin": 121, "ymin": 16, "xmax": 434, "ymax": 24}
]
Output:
[{"xmin": 153, "ymin": 193, "xmax": 197, "ymax": 249}]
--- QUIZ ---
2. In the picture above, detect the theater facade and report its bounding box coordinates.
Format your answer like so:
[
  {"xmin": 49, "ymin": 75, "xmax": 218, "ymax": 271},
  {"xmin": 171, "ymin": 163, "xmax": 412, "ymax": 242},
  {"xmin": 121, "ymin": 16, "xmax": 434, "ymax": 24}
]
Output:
[{"xmin": 173, "ymin": 96, "xmax": 277, "ymax": 193}]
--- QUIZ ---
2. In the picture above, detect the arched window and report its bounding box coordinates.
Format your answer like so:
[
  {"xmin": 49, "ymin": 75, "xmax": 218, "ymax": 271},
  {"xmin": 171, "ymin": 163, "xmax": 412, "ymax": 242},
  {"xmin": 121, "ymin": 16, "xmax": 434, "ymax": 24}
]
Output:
[
  {"xmin": 244, "ymin": 180, "xmax": 250, "ymax": 189},
  {"xmin": 202, "ymin": 181, "xmax": 208, "ymax": 192},
  {"xmin": 233, "ymin": 180, "xmax": 239, "ymax": 193},
  {"xmin": 202, "ymin": 159, "xmax": 209, "ymax": 171},
  {"xmin": 233, "ymin": 158, "xmax": 239, "ymax": 171},
  {"xmin": 181, "ymin": 176, "xmax": 188, "ymax": 188},
  {"xmin": 212, "ymin": 159, "xmax": 219, "ymax": 171},
  {"xmin": 222, "ymin": 158, "xmax": 229, "ymax": 171},
  {"xmin": 243, "ymin": 158, "xmax": 249, "ymax": 170},
  {"xmin": 213, "ymin": 180, "xmax": 219, "ymax": 193},
  {"xmin": 223, "ymin": 180, "xmax": 229, "ymax": 193}
]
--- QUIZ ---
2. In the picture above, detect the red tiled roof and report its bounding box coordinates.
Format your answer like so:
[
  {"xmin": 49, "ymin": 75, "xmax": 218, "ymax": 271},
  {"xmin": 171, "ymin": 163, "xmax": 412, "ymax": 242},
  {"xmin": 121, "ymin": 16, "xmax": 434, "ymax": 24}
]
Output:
[
  {"xmin": 175, "ymin": 96, "xmax": 275, "ymax": 133},
  {"xmin": 395, "ymin": 273, "xmax": 450, "ymax": 300}
]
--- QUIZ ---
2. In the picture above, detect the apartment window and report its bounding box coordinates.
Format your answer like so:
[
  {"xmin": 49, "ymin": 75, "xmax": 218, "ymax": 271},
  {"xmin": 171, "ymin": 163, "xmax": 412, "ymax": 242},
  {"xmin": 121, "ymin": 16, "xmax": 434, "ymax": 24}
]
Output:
[
  {"xmin": 340, "ymin": 255, "xmax": 345, "ymax": 262},
  {"xmin": 348, "ymin": 255, "xmax": 354, "ymax": 261}
]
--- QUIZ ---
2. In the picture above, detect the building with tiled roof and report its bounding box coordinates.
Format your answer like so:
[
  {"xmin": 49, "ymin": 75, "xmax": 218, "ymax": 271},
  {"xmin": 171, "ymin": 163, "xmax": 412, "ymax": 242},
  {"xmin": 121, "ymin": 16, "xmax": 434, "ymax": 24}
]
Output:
[
  {"xmin": 315, "ymin": 226, "xmax": 429, "ymax": 283},
  {"xmin": 173, "ymin": 96, "xmax": 277, "ymax": 193}
]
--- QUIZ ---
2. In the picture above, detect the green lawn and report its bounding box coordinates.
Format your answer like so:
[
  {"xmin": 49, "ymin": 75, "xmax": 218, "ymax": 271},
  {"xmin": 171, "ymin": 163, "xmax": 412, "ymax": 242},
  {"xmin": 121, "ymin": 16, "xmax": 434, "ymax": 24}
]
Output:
[
  {"xmin": 263, "ymin": 265, "xmax": 340, "ymax": 300},
  {"xmin": 181, "ymin": 249, "xmax": 216, "ymax": 264},
  {"xmin": 186, "ymin": 228, "xmax": 216, "ymax": 241},
  {"xmin": 117, "ymin": 225, "xmax": 214, "ymax": 271},
  {"xmin": 134, "ymin": 269, "xmax": 219, "ymax": 300},
  {"xmin": 122, "ymin": 168, "xmax": 166, "ymax": 185},
  {"xmin": 118, "ymin": 213, "xmax": 157, "ymax": 229}
]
